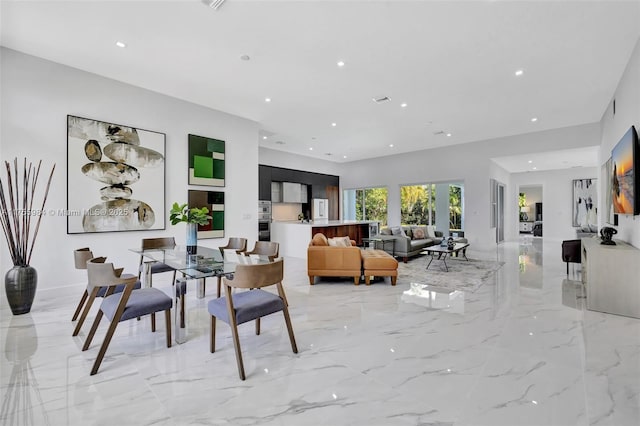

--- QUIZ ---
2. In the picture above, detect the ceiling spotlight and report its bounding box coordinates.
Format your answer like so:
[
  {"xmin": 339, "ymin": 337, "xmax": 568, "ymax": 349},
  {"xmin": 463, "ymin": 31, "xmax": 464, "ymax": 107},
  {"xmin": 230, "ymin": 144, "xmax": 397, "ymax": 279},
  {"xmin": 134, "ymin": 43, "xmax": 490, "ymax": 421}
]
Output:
[
  {"xmin": 515, "ymin": 69, "xmax": 524, "ymax": 76},
  {"xmin": 201, "ymin": 0, "xmax": 226, "ymax": 10},
  {"xmin": 309, "ymin": 147, "xmax": 313, "ymax": 151},
  {"xmin": 262, "ymin": 136, "xmax": 267, "ymax": 140},
  {"xmin": 531, "ymin": 117, "xmax": 538, "ymax": 122},
  {"xmin": 331, "ymin": 123, "xmax": 337, "ymax": 127},
  {"xmin": 446, "ymin": 133, "xmax": 452, "ymax": 137},
  {"xmin": 343, "ymin": 155, "xmax": 347, "ymax": 159},
  {"xmin": 532, "ymin": 167, "xmax": 537, "ymax": 170},
  {"xmin": 265, "ymin": 98, "xmax": 271, "ymax": 103},
  {"xmin": 528, "ymin": 160, "xmax": 532, "ymax": 164},
  {"xmin": 337, "ymin": 61, "xmax": 345, "ymax": 67},
  {"xmin": 389, "ymin": 144, "xmax": 394, "ymax": 148},
  {"xmin": 115, "ymin": 41, "xmax": 126, "ymax": 48},
  {"xmin": 400, "ymin": 103, "xmax": 407, "ymax": 108}
]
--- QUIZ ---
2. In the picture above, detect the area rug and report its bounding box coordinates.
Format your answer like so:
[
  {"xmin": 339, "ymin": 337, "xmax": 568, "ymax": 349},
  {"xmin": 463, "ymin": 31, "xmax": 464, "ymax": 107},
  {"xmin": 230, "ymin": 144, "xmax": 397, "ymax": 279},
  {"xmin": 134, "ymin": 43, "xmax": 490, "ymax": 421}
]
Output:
[{"xmin": 397, "ymin": 256, "xmax": 505, "ymax": 293}]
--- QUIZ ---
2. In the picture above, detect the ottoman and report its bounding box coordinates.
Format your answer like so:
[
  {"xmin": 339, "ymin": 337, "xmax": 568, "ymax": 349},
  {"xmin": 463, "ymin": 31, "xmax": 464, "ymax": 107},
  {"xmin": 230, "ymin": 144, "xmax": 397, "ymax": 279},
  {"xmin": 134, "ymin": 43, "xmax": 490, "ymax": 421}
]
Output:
[{"xmin": 361, "ymin": 250, "xmax": 398, "ymax": 285}]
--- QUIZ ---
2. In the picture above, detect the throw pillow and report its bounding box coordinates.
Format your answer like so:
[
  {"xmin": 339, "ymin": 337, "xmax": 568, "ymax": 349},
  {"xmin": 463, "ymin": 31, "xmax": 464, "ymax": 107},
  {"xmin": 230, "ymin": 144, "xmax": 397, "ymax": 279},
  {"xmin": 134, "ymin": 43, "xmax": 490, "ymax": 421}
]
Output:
[
  {"xmin": 380, "ymin": 228, "xmax": 392, "ymax": 235},
  {"xmin": 413, "ymin": 227, "xmax": 425, "ymax": 239},
  {"xmin": 390, "ymin": 226, "xmax": 403, "ymax": 236},
  {"xmin": 426, "ymin": 225, "xmax": 436, "ymax": 238},
  {"xmin": 405, "ymin": 227, "xmax": 413, "ymax": 239},
  {"xmin": 328, "ymin": 236, "xmax": 351, "ymax": 247},
  {"xmin": 311, "ymin": 233, "xmax": 329, "ymax": 246}
]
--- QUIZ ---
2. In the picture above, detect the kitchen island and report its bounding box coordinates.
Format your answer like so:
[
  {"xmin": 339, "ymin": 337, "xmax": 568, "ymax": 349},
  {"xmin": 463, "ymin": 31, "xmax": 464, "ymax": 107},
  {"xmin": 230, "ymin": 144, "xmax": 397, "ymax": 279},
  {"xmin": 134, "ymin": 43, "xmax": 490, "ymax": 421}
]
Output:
[{"xmin": 271, "ymin": 220, "xmax": 378, "ymax": 259}]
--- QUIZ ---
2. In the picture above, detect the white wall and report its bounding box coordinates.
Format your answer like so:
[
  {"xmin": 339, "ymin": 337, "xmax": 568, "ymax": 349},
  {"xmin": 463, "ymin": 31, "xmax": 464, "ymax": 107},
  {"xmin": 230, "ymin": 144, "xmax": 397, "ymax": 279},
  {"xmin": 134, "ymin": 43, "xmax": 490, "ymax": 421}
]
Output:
[
  {"xmin": 0, "ymin": 48, "xmax": 260, "ymax": 289},
  {"xmin": 599, "ymin": 37, "xmax": 640, "ymax": 248},
  {"xmin": 512, "ymin": 168, "xmax": 598, "ymax": 243},
  {"xmin": 339, "ymin": 123, "xmax": 601, "ymax": 251}
]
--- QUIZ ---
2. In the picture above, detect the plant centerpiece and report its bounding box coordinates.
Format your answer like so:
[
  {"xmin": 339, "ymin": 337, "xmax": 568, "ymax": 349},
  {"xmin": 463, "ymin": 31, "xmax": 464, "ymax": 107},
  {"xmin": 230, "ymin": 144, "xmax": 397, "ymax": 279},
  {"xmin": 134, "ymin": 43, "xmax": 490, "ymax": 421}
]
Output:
[
  {"xmin": 169, "ymin": 202, "xmax": 211, "ymax": 254},
  {"xmin": 0, "ymin": 158, "xmax": 55, "ymax": 315}
]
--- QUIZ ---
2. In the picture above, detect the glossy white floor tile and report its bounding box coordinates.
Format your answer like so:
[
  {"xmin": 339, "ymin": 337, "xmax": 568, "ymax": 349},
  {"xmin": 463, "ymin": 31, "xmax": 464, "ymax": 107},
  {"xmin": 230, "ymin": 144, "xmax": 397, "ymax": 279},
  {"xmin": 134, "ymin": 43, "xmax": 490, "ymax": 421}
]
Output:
[{"xmin": 1, "ymin": 237, "xmax": 639, "ymax": 425}]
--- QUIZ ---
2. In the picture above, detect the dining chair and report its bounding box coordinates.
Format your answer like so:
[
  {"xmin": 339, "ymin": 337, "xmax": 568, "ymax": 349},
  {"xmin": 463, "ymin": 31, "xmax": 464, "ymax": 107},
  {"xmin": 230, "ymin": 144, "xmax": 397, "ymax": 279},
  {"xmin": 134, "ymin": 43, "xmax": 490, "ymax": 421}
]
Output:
[
  {"xmin": 82, "ymin": 261, "xmax": 173, "ymax": 375},
  {"xmin": 207, "ymin": 258, "xmax": 297, "ymax": 380},
  {"xmin": 72, "ymin": 251, "xmax": 140, "ymax": 336},
  {"xmin": 138, "ymin": 237, "xmax": 177, "ymax": 286},
  {"xmin": 218, "ymin": 237, "xmax": 247, "ymax": 256},
  {"xmin": 561, "ymin": 239, "xmax": 582, "ymax": 275},
  {"xmin": 244, "ymin": 241, "xmax": 279, "ymax": 261}
]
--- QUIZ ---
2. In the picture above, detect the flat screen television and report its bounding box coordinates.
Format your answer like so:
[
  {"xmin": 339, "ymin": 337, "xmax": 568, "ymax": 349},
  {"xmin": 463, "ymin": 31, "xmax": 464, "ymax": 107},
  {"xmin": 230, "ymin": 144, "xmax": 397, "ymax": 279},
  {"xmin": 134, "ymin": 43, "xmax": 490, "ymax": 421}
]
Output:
[{"xmin": 611, "ymin": 125, "xmax": 639, "ymax": 215}]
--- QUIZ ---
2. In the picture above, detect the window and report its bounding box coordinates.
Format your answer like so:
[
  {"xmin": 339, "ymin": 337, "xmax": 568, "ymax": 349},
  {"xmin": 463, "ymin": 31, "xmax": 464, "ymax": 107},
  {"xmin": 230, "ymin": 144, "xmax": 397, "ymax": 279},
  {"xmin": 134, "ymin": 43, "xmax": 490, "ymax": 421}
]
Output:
[
  {"xmin": 343, "ymin": 187, "xmax": 388, "ymax": 227},
  {"xmin": 400, "ymin": 182, "xmax": 464, "ymax": 231}
]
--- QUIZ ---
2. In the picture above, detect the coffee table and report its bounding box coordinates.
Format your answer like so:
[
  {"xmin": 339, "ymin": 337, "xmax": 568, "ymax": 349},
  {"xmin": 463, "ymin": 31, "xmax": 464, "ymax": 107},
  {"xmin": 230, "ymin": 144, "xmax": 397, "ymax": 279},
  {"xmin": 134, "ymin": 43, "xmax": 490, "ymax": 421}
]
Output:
[{"xmin": 421, "ymin": 243, "xmax": 470, "ymax": 272}]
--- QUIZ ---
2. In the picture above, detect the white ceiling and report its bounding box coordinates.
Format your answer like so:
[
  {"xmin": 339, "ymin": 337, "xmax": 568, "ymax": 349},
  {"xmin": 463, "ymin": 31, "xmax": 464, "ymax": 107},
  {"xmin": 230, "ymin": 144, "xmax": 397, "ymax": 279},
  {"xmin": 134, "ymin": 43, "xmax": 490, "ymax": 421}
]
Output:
[{"xmin": 2, "ymin": 0, "xmax": 639, "ymax": 169}]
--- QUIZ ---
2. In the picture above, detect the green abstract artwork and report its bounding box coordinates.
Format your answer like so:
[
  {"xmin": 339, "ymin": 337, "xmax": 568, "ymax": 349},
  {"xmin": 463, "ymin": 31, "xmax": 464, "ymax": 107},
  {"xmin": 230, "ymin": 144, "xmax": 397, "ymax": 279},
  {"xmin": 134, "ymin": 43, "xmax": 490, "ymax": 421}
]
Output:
[
  {"xmin": 188, "ymin": 134, "xmax": 225, "ymax": 186},
  {"xmin": 188, "ymin": 190, "xmax": 224, "ymax": 239}
]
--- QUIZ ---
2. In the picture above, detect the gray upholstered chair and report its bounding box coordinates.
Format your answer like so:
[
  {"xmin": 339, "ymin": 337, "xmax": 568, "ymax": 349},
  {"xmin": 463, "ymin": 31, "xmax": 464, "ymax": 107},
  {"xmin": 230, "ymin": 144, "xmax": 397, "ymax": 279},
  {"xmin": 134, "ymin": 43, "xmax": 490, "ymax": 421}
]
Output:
[
  {"xmin": 244, "ymin": 241, "xmax": 279, "ymax": 261},
  {"xmin": 72, "ymin": 250, "xmax": 140, "ymax": 336},
  {"xmin": 208, "ymin": 259, "xmax": 297, "ymax": 380},
  {"xmin": 138, "ymin": 237, "xmax": 177, "ymax": 286},
  {"xmin": 82, "ymin": 261, "xmax": 173, "ymax": 375}
]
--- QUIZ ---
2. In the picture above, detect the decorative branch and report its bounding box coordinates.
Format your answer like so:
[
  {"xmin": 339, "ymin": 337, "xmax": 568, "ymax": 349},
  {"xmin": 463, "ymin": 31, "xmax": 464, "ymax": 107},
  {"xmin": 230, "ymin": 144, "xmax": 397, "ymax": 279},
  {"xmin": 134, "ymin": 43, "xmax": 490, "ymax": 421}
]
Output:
[{"xmin": 0, "ymin": 158, "xmax": 55, "ymax": 266}]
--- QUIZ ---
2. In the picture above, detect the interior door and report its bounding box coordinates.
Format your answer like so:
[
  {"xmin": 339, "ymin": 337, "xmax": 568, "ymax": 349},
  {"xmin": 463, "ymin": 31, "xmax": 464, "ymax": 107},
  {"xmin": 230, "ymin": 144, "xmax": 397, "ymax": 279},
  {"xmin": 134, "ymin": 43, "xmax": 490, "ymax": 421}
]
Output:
[{"xmin": 496, "ymin": 183, "xmax": 505, "ymax": 243}]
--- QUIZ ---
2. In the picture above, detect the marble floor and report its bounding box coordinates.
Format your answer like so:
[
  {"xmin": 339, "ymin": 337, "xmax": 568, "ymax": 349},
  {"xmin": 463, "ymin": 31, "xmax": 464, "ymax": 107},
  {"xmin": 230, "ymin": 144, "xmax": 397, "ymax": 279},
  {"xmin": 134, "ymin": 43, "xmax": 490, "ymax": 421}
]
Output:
[{"xmin": 1, "ymin": 237, "xmax": 639, "ymax": 426}]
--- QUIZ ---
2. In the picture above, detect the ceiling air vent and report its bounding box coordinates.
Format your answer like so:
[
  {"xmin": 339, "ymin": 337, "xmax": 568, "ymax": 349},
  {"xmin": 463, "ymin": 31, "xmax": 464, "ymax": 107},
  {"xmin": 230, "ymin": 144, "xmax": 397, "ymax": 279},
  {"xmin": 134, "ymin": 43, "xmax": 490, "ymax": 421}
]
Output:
[
  {"xmin": 373, "ymin": 96, "xmax": 391, "ymax": 104},
  {"xmin": 433, "ymin": 130, "xmax": 445, "ymax": 136}
]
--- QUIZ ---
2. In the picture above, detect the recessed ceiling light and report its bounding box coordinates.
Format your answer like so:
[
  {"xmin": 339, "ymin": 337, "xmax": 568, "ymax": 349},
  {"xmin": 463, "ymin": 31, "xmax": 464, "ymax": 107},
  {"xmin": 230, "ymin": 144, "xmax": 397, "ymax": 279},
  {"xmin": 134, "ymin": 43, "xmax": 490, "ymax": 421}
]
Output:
[
  {"xmin": 337, "ymin": 61, "xmax": 345, "ymax": 67},
  {"xmin": 528, "ymin": 160, "xmax": 532, "ymax": 164},
  {"xmin": 240, "ymin": 54, "xmax": 251, "ymax": 61},
  {"xmin": 400, "ymin": 103, "xmax": 407, "ymax": 108},
  {"xmin": 331, "ymin": 123, "xmax": 337, "ymax": 127},
  {"xmin": 309, "ymin": 147, "xmax": 313, "ymax": 151},
  {"xmin": 389, "ymin": 144, "xmax": 394, "ymax": 148},
  {"xmin": 115, "ymin": 41, "xmax": 126, "ymax": 48},
  {"xmin": 265, "ymin": 98, "xmax": 271, "ymax": 103},
  {"xmin": 531, "ymin": 117, "xmax": 538, "ymax": 122},
  {"xmin": 262, "ymin": 136, "xmax": 267, "ymax": 140},
  {"xmin": 533, "ymin": 167, "xmax": 537, "ymax": 170},
  {"xmin": 446, "ymin": 133, "xmax": 452, "ymax": 137},
  {"xmin": 515, "ymin": 69, "xmax": 524, "ymax": 76},
  {"xmin": 343, "ymin": 155, "xmax": 347, "ymax": 159}
]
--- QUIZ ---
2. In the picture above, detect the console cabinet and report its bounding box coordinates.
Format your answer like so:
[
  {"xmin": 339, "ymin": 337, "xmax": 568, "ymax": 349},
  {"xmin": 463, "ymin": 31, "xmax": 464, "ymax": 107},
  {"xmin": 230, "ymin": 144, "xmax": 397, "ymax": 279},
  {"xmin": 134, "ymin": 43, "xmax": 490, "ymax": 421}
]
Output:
[
  {"xmin": 582, "ymin": 238, "xmax": 640, "ymax": 319},
  {"xmin": 519, "ymin": 221, "xmax": 533, "ymax": 233}
]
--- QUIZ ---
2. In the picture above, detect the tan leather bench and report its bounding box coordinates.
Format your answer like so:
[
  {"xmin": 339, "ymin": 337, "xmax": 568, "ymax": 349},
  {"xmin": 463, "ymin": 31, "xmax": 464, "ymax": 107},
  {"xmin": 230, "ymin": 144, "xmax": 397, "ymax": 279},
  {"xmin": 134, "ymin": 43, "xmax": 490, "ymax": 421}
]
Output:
[{"xmin": 360, "ymin": 249, "xmax": 398, "ymax": 285}]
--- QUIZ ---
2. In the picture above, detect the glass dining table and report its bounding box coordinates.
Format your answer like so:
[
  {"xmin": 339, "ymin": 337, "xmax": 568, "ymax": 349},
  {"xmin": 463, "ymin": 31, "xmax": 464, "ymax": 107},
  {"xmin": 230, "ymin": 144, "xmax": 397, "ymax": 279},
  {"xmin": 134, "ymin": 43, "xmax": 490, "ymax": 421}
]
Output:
[{"xmin": 131, "ymin": 245, "xmax": 269, "ymax": 344}]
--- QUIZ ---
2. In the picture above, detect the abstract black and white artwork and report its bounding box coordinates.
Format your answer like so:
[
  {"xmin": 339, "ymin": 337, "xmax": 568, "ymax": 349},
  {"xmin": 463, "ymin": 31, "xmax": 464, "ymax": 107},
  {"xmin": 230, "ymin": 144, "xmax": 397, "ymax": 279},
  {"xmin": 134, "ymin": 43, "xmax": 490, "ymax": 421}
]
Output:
[
  {"xmin": 572, "ymin": 178, "xmax": 597, "ymax": 230},
  {"xmin": 67, "ymin": 115, "xmax": 165, "ymax": 233}
]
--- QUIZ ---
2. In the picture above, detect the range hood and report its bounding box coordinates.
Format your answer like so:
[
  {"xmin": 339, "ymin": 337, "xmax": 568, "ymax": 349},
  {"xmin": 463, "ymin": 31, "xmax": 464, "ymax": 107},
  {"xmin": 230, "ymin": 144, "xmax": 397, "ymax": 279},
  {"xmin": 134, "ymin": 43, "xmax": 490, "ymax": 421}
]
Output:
[{"xmin": 272, "ymin": 182, "xmax": 308, "ymax": 203}]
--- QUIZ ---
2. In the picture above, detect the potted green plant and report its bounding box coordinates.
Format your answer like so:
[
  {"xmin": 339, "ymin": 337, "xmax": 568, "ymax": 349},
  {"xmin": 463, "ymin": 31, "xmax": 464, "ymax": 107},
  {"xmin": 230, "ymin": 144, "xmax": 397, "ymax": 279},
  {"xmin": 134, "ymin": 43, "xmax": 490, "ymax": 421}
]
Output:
[
  {"xmin": 169, "ymin": 202, "xmax": 212, "ymax": 254},
  {"xmin": 0, "ymin": 158, "xmax": 55, "ymax": 315}
]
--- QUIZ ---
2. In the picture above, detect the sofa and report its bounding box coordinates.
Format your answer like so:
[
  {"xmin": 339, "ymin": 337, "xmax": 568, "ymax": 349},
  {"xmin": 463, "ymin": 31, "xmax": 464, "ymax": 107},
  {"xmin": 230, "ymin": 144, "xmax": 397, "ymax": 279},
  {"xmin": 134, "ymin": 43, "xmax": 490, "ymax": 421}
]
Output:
[
  {"xmin": 307, "ymin": 233, "xmax": 399, "ymax": 285},
  {"xmin": 373, "ymin": 225, "xmax": 444, "ymax": 263},
  {"xmin": 307, "ymin": 233, "xmax": 362, "ymax": 285}
]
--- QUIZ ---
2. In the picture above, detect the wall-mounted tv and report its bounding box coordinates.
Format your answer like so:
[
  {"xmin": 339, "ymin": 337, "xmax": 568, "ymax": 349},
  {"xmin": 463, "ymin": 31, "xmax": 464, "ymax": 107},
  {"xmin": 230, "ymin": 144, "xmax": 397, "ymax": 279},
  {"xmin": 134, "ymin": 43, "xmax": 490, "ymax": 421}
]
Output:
[{"xmin": 611, "ymin": 125, "xmax": 639, "ymax": 215}]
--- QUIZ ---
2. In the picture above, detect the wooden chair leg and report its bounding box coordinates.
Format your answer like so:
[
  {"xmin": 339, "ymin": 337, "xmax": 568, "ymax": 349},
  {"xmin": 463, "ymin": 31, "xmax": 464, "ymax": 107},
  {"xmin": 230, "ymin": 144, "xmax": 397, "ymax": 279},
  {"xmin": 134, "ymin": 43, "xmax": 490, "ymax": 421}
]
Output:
[
  {"xmin": 391, "ymin": 276, "xmax": 397, "ymax": 286},
  {"xmin": 308, "ymin": 276, "xmax": 314, "ymax": 285},
  {"xmin": 82, "ymin": 310, "xmax": 104, "ymax": 351},
  {"xmin": 165, "ymin": 309, "xmax": 172, "ymax": 348},
  {"xmin": 228, "ymin": 318, "xmax": 246, "ymax": 380},
  {"xmin": 172, "ymin": 270, "xmax": 176, "ymax": 286},
  {"xmin": 73, "ymin": 288, "xmax": 99, "ymax": 336},
  {"xmin": 255, "ymin": 318, "xmax": 261, "ymax": 335},
  {"xmin": 151, "ymin": 313, "xmax": 156, "ymax": 332},
  {"xmin": 354, "ymin": 276, "xmax": 360, "ymax": 285},
  {"xmin": 281, "ymin": 305, "xmax": 298, "ymax": 354},
  {"xmin": 210, "ymin": 316, "xmax": 216, "ymax": 353},
  {"xmin": 72, "ymin": 290, "xmax": 88, "ymax": 321},
  {"xmin": 217, "ymin": 277, "xmax": 222, "ymax": 298},
  {"xmin": 90, "ymin": 318, "xmax": 120, "ymax": 375}
]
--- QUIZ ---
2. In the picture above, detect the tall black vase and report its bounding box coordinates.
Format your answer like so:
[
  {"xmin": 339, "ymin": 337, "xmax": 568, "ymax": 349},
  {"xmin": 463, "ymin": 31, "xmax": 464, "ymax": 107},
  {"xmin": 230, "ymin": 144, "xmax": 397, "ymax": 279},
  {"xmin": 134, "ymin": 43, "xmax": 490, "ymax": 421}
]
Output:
[{"xmin": 5, "ymin": 265, "xmax": 37, "ymax": 315}]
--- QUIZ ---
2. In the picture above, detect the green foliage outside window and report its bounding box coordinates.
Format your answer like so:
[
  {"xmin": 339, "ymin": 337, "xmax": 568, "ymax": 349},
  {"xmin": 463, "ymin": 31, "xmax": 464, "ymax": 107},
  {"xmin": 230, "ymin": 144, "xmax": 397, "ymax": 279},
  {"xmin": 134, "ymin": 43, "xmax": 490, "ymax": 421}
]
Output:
[{"xmin": 355, "ymin": 188, "xmax": 388, "ymax": 226}]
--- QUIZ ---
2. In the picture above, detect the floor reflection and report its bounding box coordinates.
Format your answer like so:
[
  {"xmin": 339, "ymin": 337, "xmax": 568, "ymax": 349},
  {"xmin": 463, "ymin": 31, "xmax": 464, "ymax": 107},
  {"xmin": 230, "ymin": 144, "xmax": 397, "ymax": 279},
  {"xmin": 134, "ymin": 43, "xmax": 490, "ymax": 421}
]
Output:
[{"xmin": 519, "ymin": 236, "xmax": 543, "ymax": 288}]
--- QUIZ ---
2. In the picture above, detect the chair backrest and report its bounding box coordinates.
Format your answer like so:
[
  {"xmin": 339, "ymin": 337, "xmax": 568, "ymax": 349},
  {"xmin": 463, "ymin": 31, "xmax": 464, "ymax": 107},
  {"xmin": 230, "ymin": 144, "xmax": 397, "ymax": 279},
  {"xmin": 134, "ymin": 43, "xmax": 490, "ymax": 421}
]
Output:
[
  {"xmin": 141, "ymin": 237, "xmax": 176, "ymax": 250},
  {"xmin": 87, "ymin": 258, "xmax": 135, "ymax": 292},
  {"xmin": 74, "ymin": 247, "xmax": 95, "ymax": 270},
  {"xmin": 220, "ymin": 237, "xmax": 248, "ymax": 255},
  {"xmin": 224, "ymin": 258, "xmax": 284, "ymax": 290},
  {"xmin": 247, "ymin": 241, "xmax": 279, "ymax": 259}
]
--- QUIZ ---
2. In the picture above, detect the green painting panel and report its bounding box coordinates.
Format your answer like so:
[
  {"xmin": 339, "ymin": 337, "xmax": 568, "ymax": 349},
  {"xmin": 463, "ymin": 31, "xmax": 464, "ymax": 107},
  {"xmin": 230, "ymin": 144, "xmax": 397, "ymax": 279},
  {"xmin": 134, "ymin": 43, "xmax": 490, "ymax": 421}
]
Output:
[
  {"xmin": 194, "ymin": 155, "xmax": 214, "ymax": 178},
  {"xmin": 207, "ymin": 139, "xmax": 225, "ymax": 153},
  {"xmin": 212, "ymin": 211, "xmax": 224, "ymax": 231},
  {"xmin": 212, "ymin": 159, "xmax": 225, "ymax": 180}
]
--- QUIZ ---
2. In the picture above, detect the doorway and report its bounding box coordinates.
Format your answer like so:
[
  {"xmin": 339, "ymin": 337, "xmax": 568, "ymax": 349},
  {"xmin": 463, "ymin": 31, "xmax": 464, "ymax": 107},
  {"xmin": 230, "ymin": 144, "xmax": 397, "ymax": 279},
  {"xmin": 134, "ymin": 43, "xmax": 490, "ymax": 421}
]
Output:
[{"xmin": 518, "ymin": 185, "xmax": 543, "ymax": 237}]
